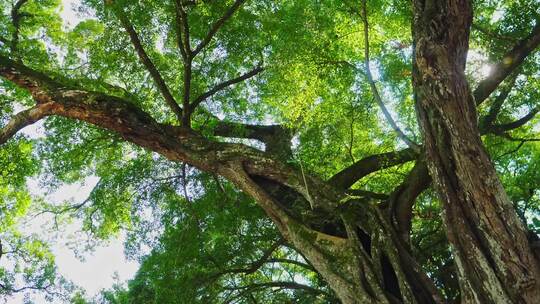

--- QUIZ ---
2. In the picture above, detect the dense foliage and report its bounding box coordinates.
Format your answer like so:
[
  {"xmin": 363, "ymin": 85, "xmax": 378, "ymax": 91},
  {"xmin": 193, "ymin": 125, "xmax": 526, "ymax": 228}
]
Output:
[{"xmin": 0, "ymin": 0, "xmax": 539, "ymax": 303}]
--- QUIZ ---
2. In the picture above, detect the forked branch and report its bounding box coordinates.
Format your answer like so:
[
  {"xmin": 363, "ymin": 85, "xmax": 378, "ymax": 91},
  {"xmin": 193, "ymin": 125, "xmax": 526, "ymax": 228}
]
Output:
[{"xmin": 486, "ymin": 106, "xmax": 540, "ymax": 134}]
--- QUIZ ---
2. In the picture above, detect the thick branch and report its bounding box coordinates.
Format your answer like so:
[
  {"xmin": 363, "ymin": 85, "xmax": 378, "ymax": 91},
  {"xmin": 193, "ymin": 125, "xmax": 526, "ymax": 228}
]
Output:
[
  {"xmin": 328, "ymin": 148, "xmax": 417, "ymax": 190},
  {"xmin": 113, "ymin": 8, "xmax": 183, "ymax": 121},
  {"xmin": 192, "ymin": 0, "xmax": 247, "ymax": 56},
  {"xmin": 360, "ymin": 0, "xmax": 420, "ymax": 152},
  {"xmin": 214, "ymin": 119, "xmax": 292, "ymax": 160},
  {"xmin": 474, "ymin": 22, "xmax": 540, "ymax": 105},
  {"xmin": 0, "ymin": 103, "xmax": 56, "ymax": 144},
  {"xmin": 190, "ymin": 65, "xmax": 264, "ymax": 111}
]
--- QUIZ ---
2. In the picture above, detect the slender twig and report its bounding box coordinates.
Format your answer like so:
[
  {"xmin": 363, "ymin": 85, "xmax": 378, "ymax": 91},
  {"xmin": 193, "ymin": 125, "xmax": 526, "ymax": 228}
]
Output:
[
  {"xmin": 190, "ymin": 65, "xmax": 263, "ymax": 111},
  {"xmin": 360, "ymin": 0, "xmax": 420, "ymax": 152},
  {"xmin": 472, "ymin": 24, "xmax": 518, "ymax": 43},
  {"xmin": 192, "ymin": 0, "xmax": 247, "ymax": 56}
]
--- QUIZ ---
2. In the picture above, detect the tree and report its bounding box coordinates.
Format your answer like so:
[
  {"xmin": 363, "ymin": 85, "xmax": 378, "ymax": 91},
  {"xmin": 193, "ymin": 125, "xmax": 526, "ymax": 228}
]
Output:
[{"xmin": 0, "ymin": 0, "xmax": 539, "ymax": 303}]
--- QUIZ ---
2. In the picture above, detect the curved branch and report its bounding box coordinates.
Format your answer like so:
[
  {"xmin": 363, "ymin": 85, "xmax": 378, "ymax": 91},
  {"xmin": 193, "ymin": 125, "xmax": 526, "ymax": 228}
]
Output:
[
  {"xmin": 328, "ymin": 148, "xmax": 417, "ymax": 190},
  {"xmin": 347, "ymin": 189, "xmax": 389, "ymax": 200},
  {"xmin": 472, "ymin": 24, "xmax": 518, "ymax": 43},
  {"xmin": 474, "ymin": 22, "xmax": 540, "ymax": 105},
  {"xmin": 211, "ymin": 119, "xmax": 292, "ymax": 158},
  {"xmin": 266, "ymin": 258, "xmax": 316, "ymax": 271},
  {"xmin": 388, "ymin": 159, "xmax": 431, "ymax": 242},
  {"xmin": 224, "ymin": 281, "xmax": 330, "ymax": 295},
  {"xmin": 208, "ymin": 238, "xmax": 285, "ymax": 280},
  {"xmin": 0, "ymin": 102, "xmax": 56, "ymax": 144},
  {"xmin": 478, "ymin": 74, "xmax": 518, "ymax": 131}
]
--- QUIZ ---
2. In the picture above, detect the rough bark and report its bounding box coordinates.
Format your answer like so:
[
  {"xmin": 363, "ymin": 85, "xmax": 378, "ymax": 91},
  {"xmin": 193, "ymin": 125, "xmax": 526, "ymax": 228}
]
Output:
[{"xmin": 412, "ymin": 1, "xmax": 540, "ymax": 303}]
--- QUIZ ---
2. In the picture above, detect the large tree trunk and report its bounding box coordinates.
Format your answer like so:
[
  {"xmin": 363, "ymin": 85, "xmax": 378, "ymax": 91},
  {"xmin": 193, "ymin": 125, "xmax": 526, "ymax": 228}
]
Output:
[{"xmin": 412, "ymin": 1, "xmax": 540, "ymax": 302}]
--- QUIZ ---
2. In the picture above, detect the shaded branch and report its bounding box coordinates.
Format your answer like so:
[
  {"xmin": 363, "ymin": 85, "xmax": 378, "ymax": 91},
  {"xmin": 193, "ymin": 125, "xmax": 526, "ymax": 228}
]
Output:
[
  {"xmin": 360, "ymin": 0, "xmax": 420, "ymax": 152},
  {"xmin": 208, "ymin": 238, "xmax": 284, "ymax": 280},
  {"xmin": 211, "ymin": 118, "xmax": 292, "ymax": 158},
  {"xmin": 224, "ymin": 281, "xmax": 330, "ymax": 298},
  {"xmin": 347, "ymin": 189, "xmax": 389, "ymax": 200},
  {"xmin": 173, "ymin": 0, "xmax": 193, "ymax": 127},
  {"xmin": 112, "ymin": 7, "xmax": 183, "ymax": 121},
  {"xmin": 10, "ymin": 0, "xmax": 30, "ymax": 60},
  {"xmin": 489, "ymin": 106, "xmax": 540, "ymax": 133},
  {"xmin": 174, "ymin": 0, "xmax": 192, "ymax": 61},
  {"xmin": 192, "ymin": 0, "xmax": 247, "ymax": 56},
  {"xmin": 474, "ymin": 22, "xmax": 540, "ymax": 105},
  {"xmin": 328, "ymin": 148, "xmax": 417, "ymax": 190},
  {"xmin": 190, "ymin": 65, "xmax": 264, "ymax": 111},
  {"xmin": 266, "ymin": 258, "xmax": 316, "ymax": 271},
  {"xmin": 388, "ymin": 159, "xmax": 431, "ymax": 242}
]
